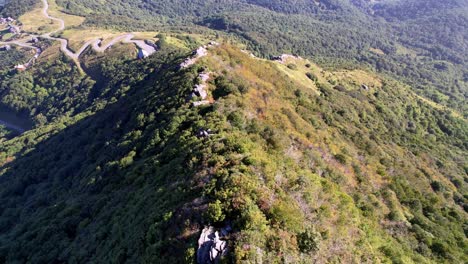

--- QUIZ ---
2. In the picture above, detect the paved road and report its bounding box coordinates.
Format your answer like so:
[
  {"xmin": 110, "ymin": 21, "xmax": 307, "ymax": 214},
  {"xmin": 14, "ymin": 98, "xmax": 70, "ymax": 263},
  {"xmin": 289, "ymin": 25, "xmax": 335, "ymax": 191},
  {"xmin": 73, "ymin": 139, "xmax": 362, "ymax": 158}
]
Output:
[
  {"xmin": 0, "ymin": 38, "xmax": 42, "ymax": 66},
  {"xmin": 39, "ymin": 0, "xmax": 155, "ymax": 60},
  {"xmin": 0, "ymin": 39, "xmax": 35, "ymax": 49},
  {"xmin": 3, "ymin": 0, "xmax": 156, "ymax": 67}
]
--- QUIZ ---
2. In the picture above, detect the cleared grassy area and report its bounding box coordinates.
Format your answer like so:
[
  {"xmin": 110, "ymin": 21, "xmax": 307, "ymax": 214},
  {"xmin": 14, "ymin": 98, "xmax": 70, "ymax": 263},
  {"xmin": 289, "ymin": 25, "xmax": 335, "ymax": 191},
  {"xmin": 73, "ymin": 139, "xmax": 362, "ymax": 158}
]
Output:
[
  {"xmin": 415, "ymin": 93, "xmax": 464, "ymax": 119},
  {"xmin": 0, "ymin": 32, "xmax": 14, "ymax": 41},
  {"xmin": 19, "ymin": 5, "xmax": 60, "ymax": 34},
  {"xmin": 60, "ymin": 28, "xmax": 124, "ymax": 51},
  {"xmin": 131, "ymin": 31, "xmax": 159, "ymax": 41},
  {"xmin": 273, "ymin": 56, "xmax": 324, "ymax": 94},
  {"xmin": 19, "ymin": 0, "xmax": 83, "ymax": 34},
  {"xmin": 332, "ymin": 69, "xmax": 383, "ymax": 90},
  {"xmin": 395, "ymin": 43, "xmax": 418, "ymax": 57},
  {"xmin": 47, "ymin": 0, "xmax": 84, "ymax": 28}
]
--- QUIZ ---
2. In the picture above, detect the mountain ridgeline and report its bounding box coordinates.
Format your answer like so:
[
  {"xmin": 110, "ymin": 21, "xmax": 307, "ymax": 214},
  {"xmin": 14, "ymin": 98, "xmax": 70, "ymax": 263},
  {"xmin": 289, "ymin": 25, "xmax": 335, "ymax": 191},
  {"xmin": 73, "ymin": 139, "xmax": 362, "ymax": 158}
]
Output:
[
  {"xmin": 0, "ymin": 0, "xmax": 466, "ymax": 263},
  {"xmin": 50, "ymin": 0, "xmax": 468, "ymax": 114}
]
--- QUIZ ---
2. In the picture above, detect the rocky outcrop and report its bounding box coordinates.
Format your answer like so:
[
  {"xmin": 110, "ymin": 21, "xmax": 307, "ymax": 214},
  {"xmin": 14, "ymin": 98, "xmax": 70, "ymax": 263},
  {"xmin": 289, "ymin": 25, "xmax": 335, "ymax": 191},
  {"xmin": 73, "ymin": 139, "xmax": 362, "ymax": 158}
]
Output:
[
  {"xmin": 193, "ymin": 100, "xmax": 210, "ymax": 107},
  {"xmin": 273, "ymin": 54, "xmax": 303, "ymax": 64},
  {"xmin": 191, "ymin": 72, "xmax": 211, "ymax": 107},
  {"xmin": 181, "ymin": 46, "xmax": 208, "ymax": 68},
  {"xmin": 193, "ymin": 72, "xmax": 210, "ymax": 99},
  {"xmin": 180, "ymin": 42, "xmax": 220, "ymax": 68},
  {"xmin": 197, "ymin": 128, "xmax": 214, "ymax": 138},
  {"xmin": 180, "ymin": 42, "xmax": 221, "ymax": 106},
  {"xmin": 197, "ymin": 226, "xmax": 231, "ymax": 264},
  {"xmin": 0, "ymin": 44, "xmax": 11, "ymax": 50}
]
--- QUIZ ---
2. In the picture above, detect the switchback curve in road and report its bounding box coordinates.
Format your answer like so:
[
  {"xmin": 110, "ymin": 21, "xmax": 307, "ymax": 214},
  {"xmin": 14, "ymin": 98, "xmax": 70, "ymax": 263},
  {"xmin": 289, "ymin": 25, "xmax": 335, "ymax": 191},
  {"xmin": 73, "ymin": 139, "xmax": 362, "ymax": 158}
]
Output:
[{"xmin": 3, "ymin": 0, "xmax": 156, "ymax": 69}]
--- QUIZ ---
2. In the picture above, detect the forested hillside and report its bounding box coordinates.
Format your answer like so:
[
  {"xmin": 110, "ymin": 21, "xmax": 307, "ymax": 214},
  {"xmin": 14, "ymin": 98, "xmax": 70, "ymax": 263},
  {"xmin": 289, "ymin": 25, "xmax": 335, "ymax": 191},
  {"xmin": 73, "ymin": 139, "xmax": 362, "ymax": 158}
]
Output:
[{"xmin": 0, "ymin": 0, "xmax": 466, "ymax": 263}]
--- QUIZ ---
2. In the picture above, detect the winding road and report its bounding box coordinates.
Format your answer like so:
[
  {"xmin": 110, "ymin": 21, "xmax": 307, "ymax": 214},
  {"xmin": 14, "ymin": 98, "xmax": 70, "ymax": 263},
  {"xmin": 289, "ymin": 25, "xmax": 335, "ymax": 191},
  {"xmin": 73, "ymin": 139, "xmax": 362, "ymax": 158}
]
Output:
[
  {"xmin": 0, "ymin": 0, "xmax": 157, "ymax": 133},
  {"xmin": 1, "ymin": 0, "xmax": 156, "ymax": 68},
  {"xmin": 39, "ymin": 0, "xmax": 156, "ymax": 63}
]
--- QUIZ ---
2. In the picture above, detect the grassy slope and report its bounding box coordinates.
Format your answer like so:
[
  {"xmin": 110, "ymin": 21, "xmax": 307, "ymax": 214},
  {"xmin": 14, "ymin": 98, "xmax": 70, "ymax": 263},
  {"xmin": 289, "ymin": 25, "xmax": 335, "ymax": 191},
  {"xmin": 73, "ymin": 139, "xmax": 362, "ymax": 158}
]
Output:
[
  {"xmin": 17, "ymin": 0, "xmax": 83, "ymax": 34},
  {"xmin": 194, "ymin": 45, "xmax": 467, "ymax": 262}
]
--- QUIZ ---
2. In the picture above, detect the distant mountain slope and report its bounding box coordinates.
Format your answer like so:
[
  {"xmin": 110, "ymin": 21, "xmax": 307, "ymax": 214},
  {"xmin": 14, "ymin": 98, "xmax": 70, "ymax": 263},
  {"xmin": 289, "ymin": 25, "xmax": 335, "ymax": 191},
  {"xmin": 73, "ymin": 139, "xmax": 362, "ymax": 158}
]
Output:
[
  {"xmin": 49, "ymin": 0, "xmax": 468, "ymax": 115},
  {"xmin": 368, "ymin": 0, "xmax": 467, "ymax": 20}
]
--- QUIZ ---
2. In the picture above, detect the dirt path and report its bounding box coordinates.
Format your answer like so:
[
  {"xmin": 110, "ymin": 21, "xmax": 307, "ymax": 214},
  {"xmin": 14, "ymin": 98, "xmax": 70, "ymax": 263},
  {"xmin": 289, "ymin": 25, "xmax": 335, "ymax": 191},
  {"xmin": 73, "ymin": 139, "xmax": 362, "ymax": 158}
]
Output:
[{"xmin": 41, "ymin": 0, "xmax": 64, "ymax": 34}]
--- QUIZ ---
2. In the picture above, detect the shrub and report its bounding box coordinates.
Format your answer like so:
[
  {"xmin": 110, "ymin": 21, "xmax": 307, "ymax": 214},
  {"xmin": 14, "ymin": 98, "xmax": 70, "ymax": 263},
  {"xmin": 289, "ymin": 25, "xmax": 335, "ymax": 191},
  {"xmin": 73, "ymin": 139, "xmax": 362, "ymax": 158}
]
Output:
[
  {"xmin": 387, "ymin": 209, "xmax": 403, "ymax": 221},
  {"xmin": 228, "ymin": 111, "xmax": 245, "ymax": 128},
  {"xmin": 294, "ymin": 89, "xmax": 303, "ymax": 98},
  {"xmin": 184, "ymin": 248, "xmax": 195, "ymax": 262},
  {"xmin": 270, "ymin": 200, "xmax": 304, "ymax": 232},
  {"xmin": 317, "ymin": 83, "xmax": 332, "ymax": 96},
  {"xmin": 334, "ymin": 153, "xmax": 347, "ymax": 164},
  {"xmin": 119, "ymin": 150, "xmax": 136, "ymax": 168},
  {"xmin": 287, "ymin": 63, "xmax": 298, "ymax": 70},
  {"xmin": 431, "ymin": 241, "xmax": 449, "ymax": 257},
  {"xmin": 430, "ymin": 181, "xmax": 444, "ymax": 192},
  {"xmin": 333, "ymin": 85, "xmax": 346, "ymax": 92},
  {"xmin": 379, "ymin": 245, "xmax": 404, "ymax": 264},
  {"xmin": 213, "ymin": 76, "xmax": 239, "ymax": 99},
  {"xmin": 260, "ymin": 126, "xmax": 287, "ymax": 150},
  {"xmin": 205, "ymin": 200, "xmax": 225, "ymax": 223},
  {"xmin": 297, "ymin": 227, "xmax": 321, "ymax": 253},
  {"xmin": 306, "ymin": 72, "xmax": 317, "ymax": 82}
]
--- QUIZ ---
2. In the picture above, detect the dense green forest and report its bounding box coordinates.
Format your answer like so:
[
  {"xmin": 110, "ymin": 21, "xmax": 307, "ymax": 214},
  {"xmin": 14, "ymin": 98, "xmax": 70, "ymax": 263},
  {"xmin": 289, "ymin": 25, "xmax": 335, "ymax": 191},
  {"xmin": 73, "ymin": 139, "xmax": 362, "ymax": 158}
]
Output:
[{"xmin": 0, "ymin": 0, "xmax": 466, "ymax": 263}]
